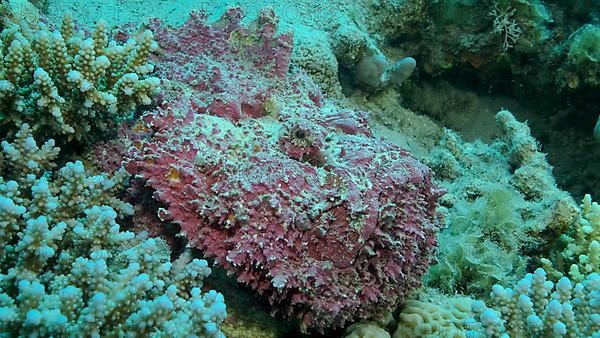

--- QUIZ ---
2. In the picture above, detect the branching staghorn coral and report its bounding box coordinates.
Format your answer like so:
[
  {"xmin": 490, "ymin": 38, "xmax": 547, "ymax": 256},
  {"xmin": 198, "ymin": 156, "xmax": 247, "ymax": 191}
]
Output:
[
  {"xmin": 469, "ymin": 268, "xmax": 599, "ymax": 337},
  {"xmin": 0, "ymin": 14, "xmax": 161, "ymax": 143},
  {"xmin": 0, "ymin": 124, "xmax": 226, "ymax": 337},
  {"xmin": 541, "ymin": 194, "xmax": 600, "ymax": 283},
  {"xmin": 465, "ymin": 195, "xmax": 599, "ymax": 337}
]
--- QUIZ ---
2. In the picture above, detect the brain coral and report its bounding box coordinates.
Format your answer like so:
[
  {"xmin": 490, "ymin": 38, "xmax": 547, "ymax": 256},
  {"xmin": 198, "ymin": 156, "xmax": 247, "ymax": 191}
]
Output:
[{"xmin": 123, "ymin": 8, "xmax": 442, "ymax": 331}]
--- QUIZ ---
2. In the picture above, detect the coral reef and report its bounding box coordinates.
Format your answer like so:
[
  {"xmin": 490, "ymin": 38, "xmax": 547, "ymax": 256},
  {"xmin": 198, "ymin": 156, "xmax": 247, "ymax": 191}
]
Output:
[
  {"xmin": 120, "ymin": 8, "xmax": 442, "ymax": 331},
  {"xmin": 0, "ymin": 14, "xmax": 160, "ymax": 143},
  {"xmin": 364, "ymin": 0, "xmax": 600, "ymax": 117},
  {"xmin": 466, "ymin": 193, "xmax": 600, "ymax": 337},
  {"xmin": 372, "ymin": 0, "xmax": 554, "ymax": 79},
  {"xmin": 0, "ymin": 124, "xmax": 226, "ymax": 337},
  {"xmin": 1, "ymin": 1, "xmax": 594, "ymax": 337},
  {"xmin": 365, "ymin": 0, "xmax": 600, "ymax": 200}
]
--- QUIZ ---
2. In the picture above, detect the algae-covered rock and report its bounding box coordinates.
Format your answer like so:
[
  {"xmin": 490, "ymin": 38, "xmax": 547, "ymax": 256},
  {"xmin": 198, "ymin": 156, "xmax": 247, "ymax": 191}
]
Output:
[
  {"xmin": 425, "ymin": 110, "xmax": 578, "ymax": 298},
  {"xmin": 564, "ymin": 24, "xmax": 600, "ymax": 87}
]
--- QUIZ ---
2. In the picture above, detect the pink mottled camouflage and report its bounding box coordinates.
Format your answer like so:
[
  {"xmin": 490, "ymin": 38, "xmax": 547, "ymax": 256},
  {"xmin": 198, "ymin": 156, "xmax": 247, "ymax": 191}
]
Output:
[{"xmin": 125, "ymin": 8, "xmax": 443, "ymax": 331}]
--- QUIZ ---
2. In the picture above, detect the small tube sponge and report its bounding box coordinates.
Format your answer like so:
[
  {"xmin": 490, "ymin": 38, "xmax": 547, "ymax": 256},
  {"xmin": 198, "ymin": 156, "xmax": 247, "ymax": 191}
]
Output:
[
  {"xmin": 330, "ymin": 22, "xmax": 416, "ymax": 90},
  {"xmin": 388, "ymin": 57, "xmax": 417, "ymax": 86},
  {"xmin": 354, "ymin": 52, "xmax": 416, "ymax": 88},
  {"xmin": 354, "ymin": 50, "xmax": 389, "ymax": 87}
]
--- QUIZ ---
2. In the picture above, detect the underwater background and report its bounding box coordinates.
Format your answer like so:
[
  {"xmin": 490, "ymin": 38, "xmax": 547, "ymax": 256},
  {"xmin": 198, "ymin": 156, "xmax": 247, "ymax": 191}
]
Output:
[{"xmin": 0, "ymin": 0, "xmax": 598, "ymax": 337}]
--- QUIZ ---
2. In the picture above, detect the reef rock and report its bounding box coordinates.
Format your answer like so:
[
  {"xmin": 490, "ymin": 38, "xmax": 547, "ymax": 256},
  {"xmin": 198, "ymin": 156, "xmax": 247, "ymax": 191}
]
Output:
[{"xmin": 124, "ymin": 8, "xmax": 442, "ymax": 331}]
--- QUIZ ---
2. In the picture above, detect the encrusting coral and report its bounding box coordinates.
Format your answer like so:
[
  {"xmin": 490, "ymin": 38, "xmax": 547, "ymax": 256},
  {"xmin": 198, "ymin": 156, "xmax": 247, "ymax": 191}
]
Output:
[
  {"xmin": 292, "ymin": 25, "xmax": 344, "ymax": 97},
  {"xmin": 0, "ymin": 124, "xmax": 226, "ymax": 337},
  {"xmin": 0, "ymin": 13, "xmax": 161, "ymax": 143}
]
